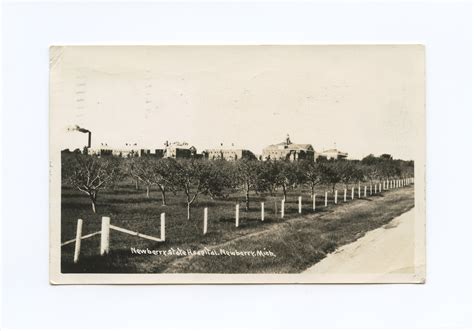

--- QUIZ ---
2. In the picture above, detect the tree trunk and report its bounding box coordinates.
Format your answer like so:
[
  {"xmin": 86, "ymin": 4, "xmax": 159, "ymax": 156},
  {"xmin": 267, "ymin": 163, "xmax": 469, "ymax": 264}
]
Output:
[
  {"xmin": 160, "ymin": 187, "xmax": 167, "ymax": 206},
  {"xmin": 245, "ymin": 189, "xmax": 250, "ymax": 211},
  {"xmin": 135, "ymin": 179, "xmax": 139, "ymax": 190},
  {"xmin": 90, "ymin": 192, "xmax": 97, "ymax": 213},
  {"xmin": 311, "ymin": 184, "xmax": 315, "ymax": 198},
  {"xmin": 187, "ymin": 203, "xmax": 191, "ymax": 220},
  {"xmin": 282, "ymin": 185, "xmax": 287, "ymax": 201},
  {"xmin": 146, "ymin": 186, "xmax": 150, "ymax": 198}
]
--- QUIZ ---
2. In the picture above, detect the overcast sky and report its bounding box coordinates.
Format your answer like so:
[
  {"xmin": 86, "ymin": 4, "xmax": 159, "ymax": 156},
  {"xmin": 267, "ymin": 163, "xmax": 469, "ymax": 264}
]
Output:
[{"xmin": 51, "ymin": 45, "xmax": 424, "ymax": 160}]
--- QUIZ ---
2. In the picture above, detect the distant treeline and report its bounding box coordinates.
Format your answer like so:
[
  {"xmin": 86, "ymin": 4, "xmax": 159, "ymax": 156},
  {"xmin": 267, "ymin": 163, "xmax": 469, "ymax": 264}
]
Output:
[{"xmin": 62, "ymin": 152, "xmax": 414, "ymax": 218}]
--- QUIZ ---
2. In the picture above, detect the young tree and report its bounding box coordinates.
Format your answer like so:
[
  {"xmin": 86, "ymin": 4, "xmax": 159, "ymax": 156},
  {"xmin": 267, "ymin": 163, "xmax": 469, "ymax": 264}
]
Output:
[
  {"xmin": 259, "ymin": 160, "xmax": 298, "ymax": 201},
  {"xmin": 320, "ymin": 161, "xmax": 342, "ymax": 193},
  {"xmin": 335, "ymin": 160, "xmax": 364, "ymax": 188},
  {"xmin": 62, "ymin": 153, "xmax": 123, "ymax": 213},
  {"xmin": 359, "ymin": 164, "xmax": 380, "ymax": 184},
  {"xmin": 298, "ymin": 160, "xmax": 323, "ymax": 197},
  {"xmin": 126, "ymin": 157, "xmax": 154, "ymax": 199},
  {"xmin": 205, "ymin": 160, "xmax": 237, "ymax": 200},
  {"xmin": 166, "ymin": 158, "xmax": 217, "ymax": 220},
  {"xmin": 234, "ymin": 159, "xmax": 264, "ymax": 211},
  {"xmin": 127, "ymin": 157, "xmax": 173, "ymax": 205}
]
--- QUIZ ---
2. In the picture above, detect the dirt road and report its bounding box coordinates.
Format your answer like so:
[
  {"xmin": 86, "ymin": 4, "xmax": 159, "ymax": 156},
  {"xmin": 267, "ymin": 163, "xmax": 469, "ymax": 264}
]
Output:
[{"xmin": 303, "ymin": 208, "xmax": 425, "ymax": 282}]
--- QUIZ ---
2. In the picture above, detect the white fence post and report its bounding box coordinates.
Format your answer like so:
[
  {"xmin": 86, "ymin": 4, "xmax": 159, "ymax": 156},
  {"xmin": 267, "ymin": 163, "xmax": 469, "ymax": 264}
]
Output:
[
  {"xmin": 358, "ymin": 185, "xmax": 361, "ymax": 198},
  {"xmin": 364, "ymin": 186, "xmax": 367, "ymax": 197},
  {"xmin": 344, "ymin": 188, "xmax": 347, "ymax": 202},
  {"xmin": 351, "ymin": 187, "xmax": 354, "ymax": 200},
  {"xmin": 324, "ymin": 192, "xmax": 328, "ymax": 207},
  {"xmin": 370, "ymin": 184, "xmax": 372, "ymax": 195},
  {"xmin": 298, "ymin": 196, "xmax": 302, "ymax": 214},
  {"xmin": 281, "ymin": 200, "xmax": 285, "ymax": 218},
  {"xmin": 160, "ymin": 213, "xmax": 166, "ymax": 241},
  {"xmin": 73, "ymin": 219, "xmax": 83, "ymax": 263},
  {"xmin": 204, "ymin": 207, "xmax": 208, "ymax": 233},
  {"xmin": 235, "ymin": 204, "xmax": 240, "ymax": 227},
  {"xmin": 312, "ymin": 194, "xmax": 316, "ymax": 211},
  {"xmin": 100, "ymin": 216, "xmax": 110, "ymax": 256},
  {"xmin": 379, "ymin": 182, "xmax": 382, "ymax": 192},
  {"xmin": 261, "ymin": 202, "xmax": 265, "ymax": 221},
  {"xmin": 335, "ymin": 190, "xmax": 338, "ymax": 204}
]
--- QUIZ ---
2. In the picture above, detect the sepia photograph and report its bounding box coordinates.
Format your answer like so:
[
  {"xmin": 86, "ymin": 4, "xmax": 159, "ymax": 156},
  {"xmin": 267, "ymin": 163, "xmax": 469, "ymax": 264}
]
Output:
[{"xmin": 49, "ymin": 45, "xmax": 426, "ymax": 284}]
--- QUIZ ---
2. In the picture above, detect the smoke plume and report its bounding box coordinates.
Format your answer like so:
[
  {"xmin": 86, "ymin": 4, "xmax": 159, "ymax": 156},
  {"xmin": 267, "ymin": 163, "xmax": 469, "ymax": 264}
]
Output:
[{"xmin": 67, "ymin": 125, "xmax": 90, "ymax": 133}]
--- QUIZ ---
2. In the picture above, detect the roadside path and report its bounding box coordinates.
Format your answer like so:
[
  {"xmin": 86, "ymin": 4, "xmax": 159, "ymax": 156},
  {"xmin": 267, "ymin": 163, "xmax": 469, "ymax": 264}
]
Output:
[{"xmin": 303, "ymin": 208, "xmax": 424, "ymax": 281}]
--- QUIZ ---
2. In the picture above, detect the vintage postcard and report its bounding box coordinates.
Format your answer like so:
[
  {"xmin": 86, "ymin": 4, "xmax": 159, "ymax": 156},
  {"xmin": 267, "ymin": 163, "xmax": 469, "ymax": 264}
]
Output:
[{"xmin": 49, "ymin": 45, "xmax": 425, "ymax": 284}]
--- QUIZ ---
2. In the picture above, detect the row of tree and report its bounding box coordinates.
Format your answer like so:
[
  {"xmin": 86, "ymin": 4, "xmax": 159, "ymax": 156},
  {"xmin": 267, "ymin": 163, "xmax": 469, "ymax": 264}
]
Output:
[{"xmin": 62, "ymin": 152, "xmax": 414, "ymax": 219}]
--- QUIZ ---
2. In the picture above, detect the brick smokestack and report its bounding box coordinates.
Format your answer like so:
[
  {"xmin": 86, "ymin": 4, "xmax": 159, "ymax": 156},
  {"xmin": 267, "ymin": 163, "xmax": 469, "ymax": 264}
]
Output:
[{"xmin": 88, "ymin": 131, "xmax": 91, "ymax": 148}]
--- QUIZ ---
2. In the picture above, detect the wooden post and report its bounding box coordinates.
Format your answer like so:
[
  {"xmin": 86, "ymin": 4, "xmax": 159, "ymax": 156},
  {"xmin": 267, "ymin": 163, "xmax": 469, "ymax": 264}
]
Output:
[
  {"xmin": 100, "ymin": 216, "xmax": 110, "ymax": 256},
  {"xmin": 235, "ymin": 204, "xmax": 239, "ymax": 227},
  {"xmin": 204, "ymin": 208, "xmax": 208, "ymax": 233},
  {"xmin": 261, "ymin": 202, "xmax": 265, "ymax": 221},
  {"xmin": 343, "ymin": 188, "xmax": 347, "ymax": 202},
  {"xmin": 312, "ymin": 194, "xmax": 316, "ymax": 211},
  {"xmin": 358, "ymin": 185, "xmax": 361, "ymax": 198},
  {"xmin": 324, "ymin": 192, "xmax": 328, "ymax": 207},
  {"xmin": 335, "ymin": 190, "xmax": 338, "ymax": 204},
  {"xmin": 73, "ymin": 219, "xmax": 83, "ymax": 263},
  {"xmin": 160, "ymin": 213, "xmax": 165, "ymax": 241},
  {"xmin": 370, "ymin": 184, "xmax": 373, "ymax": 195},
  {"xmin": 364, "ymin": 186, "xmax": 367, "ymax": 197},
  {"xmin": 281, "ymin": 200, "xmax": 285, "ymax": 218},
  {"xmin": 351, "ymin": 187, "xmax": 354, "ymax": 200},
  {"xmin": 379, "ymin": 183, "xmax": 382, "ymax": 192},
  {"xmin": 298, "ymin": 196, "xmax": 302, "ymax": 214}
]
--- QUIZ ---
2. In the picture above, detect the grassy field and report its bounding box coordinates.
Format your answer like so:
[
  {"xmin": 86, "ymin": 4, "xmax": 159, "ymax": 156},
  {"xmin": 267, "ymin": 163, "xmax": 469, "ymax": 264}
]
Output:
[{"xmin": 61, "ymin": 180, "xmax": 413, "ymax": 273}]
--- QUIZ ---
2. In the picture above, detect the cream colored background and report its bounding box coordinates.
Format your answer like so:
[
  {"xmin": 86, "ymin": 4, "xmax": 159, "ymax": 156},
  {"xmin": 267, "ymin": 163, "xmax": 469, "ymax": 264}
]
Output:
[{"xmin": 50, "ymin": 45, "xmax": 425, "ymax": 284}]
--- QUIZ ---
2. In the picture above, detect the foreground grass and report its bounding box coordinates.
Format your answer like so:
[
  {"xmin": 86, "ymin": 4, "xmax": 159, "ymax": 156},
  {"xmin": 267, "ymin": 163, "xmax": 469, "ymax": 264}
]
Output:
[{"xmin": 61, "ymin": 182, "xmax": 413, "ymax": 273}]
